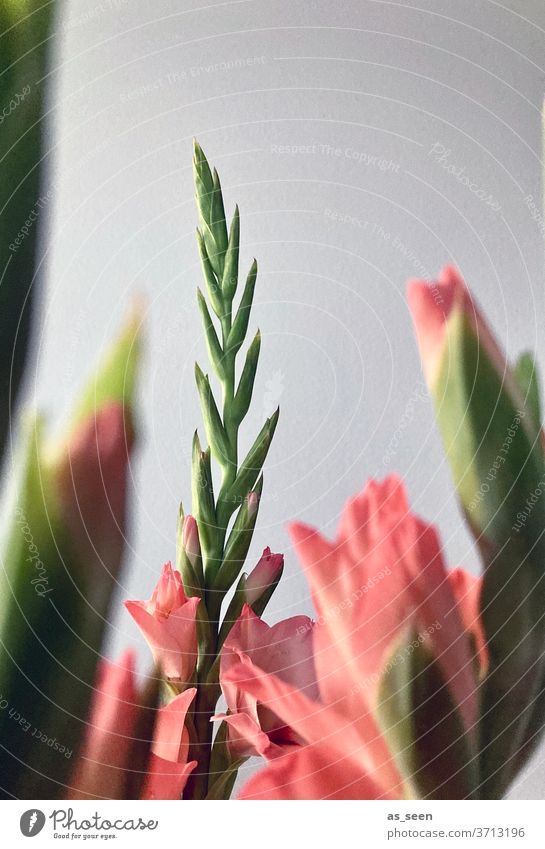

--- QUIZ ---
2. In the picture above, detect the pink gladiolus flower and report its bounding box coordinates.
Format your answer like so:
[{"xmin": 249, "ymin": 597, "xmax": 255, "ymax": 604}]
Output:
[
  {"xmin": 69, "ymin": 650, "xmax": 197, "ymax": 799},
  {"xmin": 215, "ymin": 604, "xmax": 317, "ymax": 760},
  {"xmin": 229, "ymin": 476, "xmax": 482, "ymax": 799},
  {"xmin": 245, "ymin": 547, "xmax": 284, "ymax": 606},
  {"xmin": 125, "ymin": 562, "xmax": 200, "ymax": 686}
]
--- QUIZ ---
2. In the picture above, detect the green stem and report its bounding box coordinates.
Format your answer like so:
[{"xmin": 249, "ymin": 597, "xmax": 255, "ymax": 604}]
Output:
[
  {"xmin": 185, "ymin": 144, "xmax": 274, "ymax": 798},
  {"xmin": 185, "ymin": 319, "xmax": 240, "ymax": 799}
]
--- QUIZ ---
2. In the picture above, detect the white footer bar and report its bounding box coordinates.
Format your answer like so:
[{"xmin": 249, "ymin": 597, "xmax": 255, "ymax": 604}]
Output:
[{"xmin": 3, "ymin": 799, "xmax": 544, "ymax": 848}]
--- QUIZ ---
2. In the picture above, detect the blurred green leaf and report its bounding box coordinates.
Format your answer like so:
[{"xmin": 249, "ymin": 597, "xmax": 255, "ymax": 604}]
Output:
[
  {"xmin": 0, "ymin": 0, "xmax": 56, "ymax": 457},
  {"xmin": 432, "ymin": 309, "xmax": 545, "ymax": 797},
  {"xmin": 514, "ymin": 351, "xmax": 541, "ymax": 430},
  {"xmin": 377, "ymin": 630, "xmax": 478, "ymax": 800},
  {"xmin": 0, "ymin": 311, "xmax": 140, "ymax": 798}
]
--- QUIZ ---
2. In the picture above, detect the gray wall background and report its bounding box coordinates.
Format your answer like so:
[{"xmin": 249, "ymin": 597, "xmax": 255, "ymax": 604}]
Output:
[{"xmin": 29, "ymin": 0, "xmax": 545, "ymax": 797}]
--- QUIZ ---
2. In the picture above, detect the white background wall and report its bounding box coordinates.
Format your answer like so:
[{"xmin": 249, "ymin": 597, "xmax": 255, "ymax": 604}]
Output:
[{"xmin": 29, "ymin": 0, "xmax": 545, "ymax": 797}]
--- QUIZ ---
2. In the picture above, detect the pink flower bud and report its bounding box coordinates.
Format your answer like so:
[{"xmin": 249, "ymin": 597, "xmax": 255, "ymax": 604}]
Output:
[
  {"xmin": 149, "ymin": 562, "xmax": 187, "ymax": 618},
  {"xmin": 247, "ymin": 490, "xmax": 259, "ymax": 519},
  {"xmin": 407, "ymin": 266, "xmax": 515, "ymax": 396},
  {"xmin": 245, "ymin": 547, "xmax": 284, "ymax": 606},
  {"xmin": 182, "ymin": 515, "xmax": 201, "ymax": 568}
]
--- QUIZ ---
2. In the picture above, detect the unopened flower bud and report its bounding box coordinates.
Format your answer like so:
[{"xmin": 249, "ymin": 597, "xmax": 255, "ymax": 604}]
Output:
[
  {"xmin": 245, "ymin": 547, "xmax": 284, "ymax": 607},
  {"xmin": 182, "ymin": 515, "xmax": 201, "ymax": 569}
]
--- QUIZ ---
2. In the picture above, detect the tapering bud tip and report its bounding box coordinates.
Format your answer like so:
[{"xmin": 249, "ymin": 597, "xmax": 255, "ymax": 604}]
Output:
[
  {"xmin": 148, "ymin": 561, "xmax": 188, "ymax": 618},
  {"xmin": 247, "ymin": 490, "xmax": 259, "ymax": 519}
]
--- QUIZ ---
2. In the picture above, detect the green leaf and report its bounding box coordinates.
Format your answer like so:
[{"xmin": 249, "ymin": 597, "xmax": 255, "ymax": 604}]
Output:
[
  {"xmin": 191, "ymin": 432, "xmax": 218, "ymax": 570},
  {"xmin": 216, "ymin": 573, "xmax": 247, "ymax": 649},
  {"xmin": 222, "ymin": 205, "xmax": 240, "ymax": 302},
  {"xmin": 70, "ymin": 300, "xmax": 142, "ymax": 427},
  {"xmin": 223, "ymin": 408, "xmax": 279, "ymax": 512},
  {"xmin": 205, "ymin": 758, "xmax": 244, "ymax": 799},
  {"xmin": 195, "ymin": 598, "xmax": 214, "ymax": 678},
  {"xmin": 227, "ymin": 260, "xmax": 258, "ymax": 356},
  {"xmin": 196, "ymin": 288, "xmax": 224, "ymax": 379},
  {"xmin": 193, "ymin": 139, "xmax": 214, "ymax": 225},
  {"xmin": 377, "ymin": 630, "xmax": 478, "ymax": 800},
  {"xmin": 214, "ymin": 477, "xmax": 263, "ymax": 593},
  {"xmin": 210, "ymin": 168, "xmax": 228, "ymax": 271},
  {"xmin": 207, "ymin": 721, "xmax": 245, "ymax": 799},
  {"xmin": 193, "ymin": 142, "xmax": 227, "ymax": 277},
  {"xmin": 232, "ymin": 330, "xmax": 261, "ymax": 425}
]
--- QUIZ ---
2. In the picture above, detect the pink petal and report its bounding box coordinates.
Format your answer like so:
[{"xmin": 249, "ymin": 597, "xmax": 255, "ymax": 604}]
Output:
[
  {"xmin": 291, "ymin": 478, "xmax": 478, "ymax": 735},
  {"xmin": 69, "ymin": 650, "xmax": 139, "ymax": 800},
  {"xmin": 224, "ymin": 656, "xmax": 402, "ymax": 798},
  {"xmin": 220, "ymin": 606, "xmax": 318, "ymax": 755},
  {"xmin": 212, "ymin": 712, "xmax": 280, "ymax": 760},
  {"xmin": 152, "ymin": 688, "xmax": 196, "ymax": 763},
  {"xmin": 149, "ymin": 562, "xmax": 188, "ymax": 617},
  {"xmin": 238, "ymin": 744, "xmax": 387, "ymax": 800},
  {"xmin": 448, "ymin": 567, "xmax": 487, "ymax": 672}
]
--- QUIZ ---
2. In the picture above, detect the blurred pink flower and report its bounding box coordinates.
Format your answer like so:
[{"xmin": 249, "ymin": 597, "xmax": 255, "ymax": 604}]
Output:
[
  {"xmin": 69, "ymin": 650, "xmax": 197, "ymax": 799},
  {"xmin": 53, "ymin": 402, "xmax": 135, "ymax": 593},
  {"xmin": 229, "ymin": 476, "xmax": 481, "ymax": 799}
]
